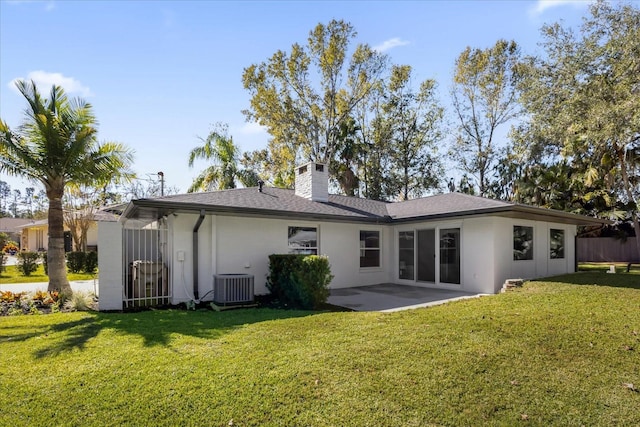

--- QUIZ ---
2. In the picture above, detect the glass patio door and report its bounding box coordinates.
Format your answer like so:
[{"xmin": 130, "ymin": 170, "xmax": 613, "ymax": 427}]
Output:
[
  {"xmin": 439, "ymin": 228, "xmax": 460, "ymax": 284},
  {"xmin": 417, "ymin": 229, "xmax": 436, "ymax": 282},
  {"xmin": 398, "ymin": 231, "xmax": 415, "ymax": 280}
]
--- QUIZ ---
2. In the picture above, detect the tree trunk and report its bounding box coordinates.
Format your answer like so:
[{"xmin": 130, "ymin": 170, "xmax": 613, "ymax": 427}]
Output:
[
  {"xmin": 618, "ymin": 148, "xmax": 640, "ymax": 261},
  {"xmin": 46, "ymin": 183, "xmax": 72, "ymax": 294}
]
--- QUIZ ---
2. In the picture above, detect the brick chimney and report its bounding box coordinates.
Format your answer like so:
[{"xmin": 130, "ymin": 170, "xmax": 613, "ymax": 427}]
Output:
[{"xmin": 294, "ymin": 162, "xmax": 328, "ymax": 202}]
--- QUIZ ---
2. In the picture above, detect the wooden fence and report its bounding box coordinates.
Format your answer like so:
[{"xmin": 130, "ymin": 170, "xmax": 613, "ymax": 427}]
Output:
[{"xmin": 577, "ymin": 237, "xmax": 639, "ymax": 262}]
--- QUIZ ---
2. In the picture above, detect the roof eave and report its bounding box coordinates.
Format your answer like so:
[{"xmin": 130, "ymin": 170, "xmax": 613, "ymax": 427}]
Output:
[
  {"xmin": 123, "ymin": 199, "xmax": 390, "ymax": 224},
  {"xmin": 122, "ymin": 198, "xmax": 610, "ymax": 226},
  {"xmin": 390, "ymin": 206, "xmax": 611, "ymax": 225}
]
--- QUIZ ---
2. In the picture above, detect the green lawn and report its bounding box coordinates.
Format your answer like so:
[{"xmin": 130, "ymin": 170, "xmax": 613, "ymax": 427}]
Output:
[
  {"xmin": 1, "ymin": 274, "xmax": 639, "ymax": 426},
  {"xmin": 578, "ymin": 262, "xmax": 640, "ymax": 274},
  {"xmin": 0, "ymin": 264, "xmax": 96, "ymax": 284}
]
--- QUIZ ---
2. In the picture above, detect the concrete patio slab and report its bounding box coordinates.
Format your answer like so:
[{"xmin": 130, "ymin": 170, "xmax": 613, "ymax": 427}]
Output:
[{"xmin": 328, "ymin": 283, "xmax": 486, "ymax": 312}]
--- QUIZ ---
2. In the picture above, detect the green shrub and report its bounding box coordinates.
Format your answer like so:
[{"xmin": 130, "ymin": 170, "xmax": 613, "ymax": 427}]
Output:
[
  {"xmin": 294, "ymin": 255, "xmax": 333, "ymax": 308},
  {"xmin": 0, "ymin": 232, "xmax": 8, "ymax": 251},
  {"xmin": 267, "ymin": 254, "xmax": 333, "ymax": 309},
  {"xmin": 267, "ymin": 254, "xmax": 306, "ymax": 302},
  {"xmin": 40, "ymin": 251, "xmax": 48, "ymax": 275},
  {"xmin": 84, "ymin": 251, "xmax": 98, "ymax": 274},
  {"xmin": 16, "ymin": 252, "xmax": 39, "ymax": 276},
  {"xmin": 66, "ymin": 251, "xmax": 86, "ymax": 273}
]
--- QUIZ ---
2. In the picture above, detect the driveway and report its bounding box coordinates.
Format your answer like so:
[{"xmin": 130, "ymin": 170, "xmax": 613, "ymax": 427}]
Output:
[{"xmin": 328, "ymin": 283, "xmax": 485, "ymax": 312}]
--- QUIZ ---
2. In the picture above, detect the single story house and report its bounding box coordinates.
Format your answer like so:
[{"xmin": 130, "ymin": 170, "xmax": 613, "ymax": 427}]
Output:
[
  {"xmin": 98, "ymin": 162, "xmax": 606, "ymax": 311},
  {"xmin": 16, "ymin": 219, "xmax": 59, "ymax": 252},
  {"xmin": 17, "ymin": 210, "xmax": 117, "ymax": 252},
  {"xmin": 0, "ymin": 217, "xmax": 32, "ymax": 247}
]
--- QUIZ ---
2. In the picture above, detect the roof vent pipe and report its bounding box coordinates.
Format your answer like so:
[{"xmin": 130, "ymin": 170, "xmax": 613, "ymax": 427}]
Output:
[
  {"xmin": 258, "ymin": 180, "xmax": 264, "ymax": 192},
  {"xmin": 192, "ymin": 210, "xmax": 205, "ymax": 301}
]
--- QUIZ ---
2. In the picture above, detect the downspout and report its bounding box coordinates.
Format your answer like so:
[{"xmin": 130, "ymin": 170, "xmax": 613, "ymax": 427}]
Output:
[{"xmin": 193, "ymin": 210, "xmax": 205, "ymax": 301}]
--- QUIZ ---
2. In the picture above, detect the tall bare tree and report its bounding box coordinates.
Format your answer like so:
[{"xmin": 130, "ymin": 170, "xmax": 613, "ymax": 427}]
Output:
[{"xmin": 450, "ymin": 39, "xmax": 522, "ymax": 196}]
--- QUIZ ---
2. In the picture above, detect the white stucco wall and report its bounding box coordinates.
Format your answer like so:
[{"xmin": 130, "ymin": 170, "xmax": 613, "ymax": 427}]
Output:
[
  {"xmin": 461, "ymin": 217, "xmax": 500, "ymax": 293},
  {"xmin": 97, "ymin": 221, "xmax": 123, "ymax": 311},
  {"xmin": 100, "ymin": 208, "xmax": 581, "ymax": 309},
  {"xmin": 393, "ymin": 218, "xmax": 499, "ymax": 294},
  {"xmin": 167, "ymin": 213, "xmax": 392, "ymax": 304},
  {"xmin": 87, "ymin": 223, "xmax": 98, "ymax": 248},
  {"xmin": 494, "ymin": 218, "xmax": 576, "ymax": 289},
  {"xmin": 390, "ymin": 216, "xmax": 578, "ymax": 295}
]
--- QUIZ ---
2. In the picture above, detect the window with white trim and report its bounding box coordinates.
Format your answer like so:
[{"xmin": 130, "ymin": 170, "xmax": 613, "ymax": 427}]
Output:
[
  {"xmin": 288, "ymin": 226, "xmax": 318, "ymax": 254},
  {"xmin": 360, "ymin": 230, "xmax": 380, "ymax": 268}
]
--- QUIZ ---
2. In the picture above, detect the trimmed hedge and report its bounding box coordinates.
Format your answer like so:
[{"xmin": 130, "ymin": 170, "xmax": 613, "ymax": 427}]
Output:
[
  {"xmin": 66, "ymin": 251, "xmax": 98, "ymax": 274},
  {"xmin": 66, "ymin": 252, "xmax": 86, "ymax": 273},
  {"xmin": 84, "ymin": 251, "xmax": 98, "ymax": 274},
  {"xmin": 267, "ymin": 254, "xmax": 333, "ymax": 309}
]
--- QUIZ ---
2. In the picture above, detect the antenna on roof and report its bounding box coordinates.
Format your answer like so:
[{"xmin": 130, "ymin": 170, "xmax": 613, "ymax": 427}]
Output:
[
  {"xmin": 158, "ymin": 171, "xmax": 165, "ymax": 196},
  {"xmin": 258, "ymin": 180, "xmax": 264, "ymax": 192}
]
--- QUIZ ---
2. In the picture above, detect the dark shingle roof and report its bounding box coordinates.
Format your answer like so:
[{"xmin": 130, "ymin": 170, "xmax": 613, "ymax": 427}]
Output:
[
  {"xmin": 128, "ymin": 187, "xmax": 390, "ymax": 222},
  {"xmin": 123, "ymin": 186, "xmax": 607, "ymax": 225},
  {"xmin": 387, "ymin": 192, "xmax": 511, "ymax": 219}
]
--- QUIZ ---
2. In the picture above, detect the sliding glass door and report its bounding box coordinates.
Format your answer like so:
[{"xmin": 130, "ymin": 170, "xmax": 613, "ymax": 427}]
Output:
[
  {"xmin": 417, "ymin": 229, "xmax": 435, "ymax": 282},
  {"xmin": 439, "ymin": 228, "xmax": 460, "ymax": 284},
  {"xmin": 398, "ymin": 227, "xmax": 461, "ymax": 285},
  {"xmin": 398, "ymin": 231, "xmax": 415, "ymax": 280}
]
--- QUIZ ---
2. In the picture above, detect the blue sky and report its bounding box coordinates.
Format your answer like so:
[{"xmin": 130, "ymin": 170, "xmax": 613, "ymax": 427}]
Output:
[{"xmin": 0, "ymin": 0, "xmax": 592, "ymax": 196}]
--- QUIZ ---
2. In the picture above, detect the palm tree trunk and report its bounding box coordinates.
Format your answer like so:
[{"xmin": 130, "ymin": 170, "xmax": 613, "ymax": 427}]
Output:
[{"xmin": 47, "ymin": 184, "xmax": 72, "ymax": 294}]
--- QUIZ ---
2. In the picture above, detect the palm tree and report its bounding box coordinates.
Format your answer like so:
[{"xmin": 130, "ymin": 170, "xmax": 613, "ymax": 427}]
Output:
[
  {"xmin": 0, "ymin": 80, "xmax": 134, "ymax": 293},
  {"xmin": 187, "ymin": 123, "xmax": 258, "ymax": 192}
]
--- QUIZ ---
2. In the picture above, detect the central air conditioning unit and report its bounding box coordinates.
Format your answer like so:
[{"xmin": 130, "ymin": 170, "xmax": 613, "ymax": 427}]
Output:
[{"xmin": 213, "ymin": 274, "xmax": 254, "ymax": 305}]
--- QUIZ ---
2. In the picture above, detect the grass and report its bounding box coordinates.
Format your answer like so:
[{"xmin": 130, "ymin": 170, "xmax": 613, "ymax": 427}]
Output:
[
  {"xmin": 0, "ymin": 264, "xmax": 96, "ymax": 284},
  {"xmin": 578, "ymin": 262, "xmax": 640, "ymax": 274},
  {"xmin": 1, "ymin": 274, "xmax": 639, "ymax": 426}
]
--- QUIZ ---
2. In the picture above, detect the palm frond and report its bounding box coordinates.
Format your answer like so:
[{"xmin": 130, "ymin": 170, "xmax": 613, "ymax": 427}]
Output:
[{"xmin": 188, "ymin": 166, "xmax": 221, "ymax": 193}]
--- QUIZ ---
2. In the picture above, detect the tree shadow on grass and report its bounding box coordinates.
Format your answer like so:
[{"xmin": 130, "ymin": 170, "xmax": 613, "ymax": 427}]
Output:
[
  {"xmin": 534, "ymin": 272, "xmax": 640, "ymax": 290},
  {"xmin": 22, "ymin": 307, "xmax": 318, "ymax": 359},
  {"xmin": 34, "ymin": 317, "xmax": 103, "ymax": 358}
]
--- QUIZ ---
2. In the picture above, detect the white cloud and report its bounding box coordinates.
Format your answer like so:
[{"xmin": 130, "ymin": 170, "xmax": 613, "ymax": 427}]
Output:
[
  {"xmin": 9, "ymin": 71, "xmax": 93, "ymax": 97},
  {"xmin": 373, "ymin": 37, "xmax": 410, "ymax": 53},
  {"xmin": 239, "ymin": 122, "xmax": 268, "ymax": 135},
  {"xmin": 530, "ymin": 0, "xmax": 592, "ymax": 16}
]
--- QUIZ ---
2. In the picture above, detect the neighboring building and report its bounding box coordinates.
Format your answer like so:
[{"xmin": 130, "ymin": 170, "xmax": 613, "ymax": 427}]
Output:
[
  {"xmin": 0, "ymin": 217, "xmax": 33, "ymax": 246},
  {"xmin": 16, "ymin": 210, "xmax": 118, "ymax": 252},
  {"xmin": 16, "ymin": 219, "xmax": 52, "ymax": 252},
  {"xmin": 98, "ymin": 162, "xmax": 607, "ymax": 311}
]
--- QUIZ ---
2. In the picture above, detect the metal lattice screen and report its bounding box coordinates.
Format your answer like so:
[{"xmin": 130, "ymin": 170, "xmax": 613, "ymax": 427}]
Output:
[{"xmin": 122, "ymin": 219, "xmax": 169, "ymax": 308}]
